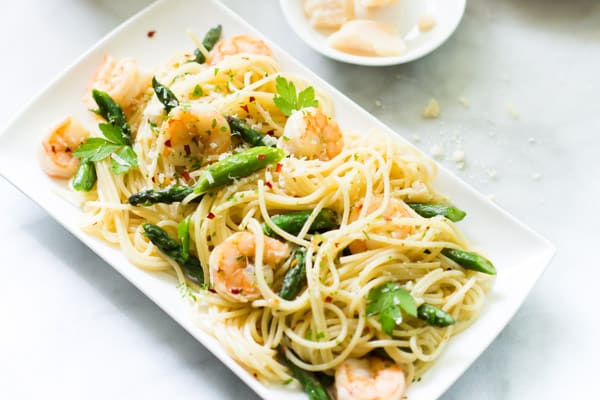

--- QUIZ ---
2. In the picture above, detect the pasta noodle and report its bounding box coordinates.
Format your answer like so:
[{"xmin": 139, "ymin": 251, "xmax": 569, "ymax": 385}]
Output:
[{"xmin": 44, "ymin": 29, "xmax": 494, "ymax": 397}]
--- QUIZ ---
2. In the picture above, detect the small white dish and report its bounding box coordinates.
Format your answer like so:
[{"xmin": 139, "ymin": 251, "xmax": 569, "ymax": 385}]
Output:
[
  {"xmin": 0, "ymin": 0, "xmax": 554, "ymax": 399},
  {"xmin": 280, "ymin": 0, "xmax": 466, "ymax": 66}
]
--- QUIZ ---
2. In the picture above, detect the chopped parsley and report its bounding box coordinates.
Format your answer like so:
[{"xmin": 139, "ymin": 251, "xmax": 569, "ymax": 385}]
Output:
[{"xmin": 192, "ymin": 84, "xmax": 204, "ymax": 98}]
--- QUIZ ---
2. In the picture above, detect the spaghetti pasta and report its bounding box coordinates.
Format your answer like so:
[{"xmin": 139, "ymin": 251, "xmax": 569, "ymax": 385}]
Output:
[{"xmin": 40, "ymin": 28, "xmax": 494, "ymax": 398}]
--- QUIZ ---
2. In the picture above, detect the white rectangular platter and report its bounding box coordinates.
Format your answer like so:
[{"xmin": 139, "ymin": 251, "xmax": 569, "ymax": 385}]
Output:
[{"xmin": 0, "ymin": 0, "xmax": 555, "ymax": 399}]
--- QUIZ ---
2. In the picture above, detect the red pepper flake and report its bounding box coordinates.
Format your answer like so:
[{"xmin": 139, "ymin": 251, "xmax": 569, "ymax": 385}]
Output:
[
  {"xmin": 297, "ymin": 319, "xmax": 304, "ymax": 324},
  {"xmin": 334, "ymin": 242, "xmax": 339, "ymax": 248},
  {"xmin": 266, "ymin": 129, "xmax": 275, "ymax": 136},
  {"xmin": 184, "ymin": 144, "xmax": 191, "ymax": 155},
  {"xmin": 384, "ymin": 216, "xmax": 392, "ymax": 222},
  {"xmin": 265, "ymin": 181, "xmax": 273, "ymax": 189},
  {"xmin": 253, "ymin": 373, "xmax": 258, "ymax": 378},
  {"xmin": 151, "ymin": 176, "xmax": 156, "ymax": 183},
  {"xmin": 249, "ymin": 96, "xmax": 256, "ymax": 102},
  {"xmin": 147, "ymin": 30, "xmax": 156, "ymax": 38},
  {"xmin": 181, "ymin": 171, "xmax": 191, "ymax": 181},
  {"xmin": 164, "ymin": 139, "xmax": 172, "ymax": 147},
  {"xmin": 208, "ymin": 288, "xmax": 217, "ymax": 294},
  {"xmin": 230, "ymin": 288, "xmax": 242, "ymax": 294},
  {"xmin": 207, "ymin": 212, "xmax": 215, "ymax": 220},
  {"xmin": 257, "ymin": 153, "xmax": 266, "ymax": 160},
  {"xmin": 325, "ymin": 296, "xmax": 333, "ymax": 303},
  {"xmin": 240, "ymin": 104, "xmax": 249, "ymax": 113},
  {"xmin": 51, "ymin": 145, "xmax": 56, "ymax": 153},
  {"xmin": 275, "ymin": 163, "xmax": 283, "ymax": 173}
]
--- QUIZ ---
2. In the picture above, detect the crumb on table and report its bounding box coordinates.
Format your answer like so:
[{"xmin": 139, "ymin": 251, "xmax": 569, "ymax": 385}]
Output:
[{"xmin": 422, "ymin": 98, "xmax": 441, "ymax": 118}]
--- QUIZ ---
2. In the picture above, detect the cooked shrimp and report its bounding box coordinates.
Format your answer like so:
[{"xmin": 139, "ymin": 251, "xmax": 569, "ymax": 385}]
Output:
[
  {"xmin": 209, "ymin": 232, "xmax": 290, "ymax": 302},
  {"xmin": 348, "ymin": 196, "xmax": 412, "ymax": 253},
  {"xmin": 39, "ymin": 116, "xmax": 90, "ymax": 179},
  {"xmin": 279, "ymin": 107, "xmax": 343, "ymax": 161},
  {"xmin": 335, "ymin": 357, "xmax": 406, "ymax": 400},
  {"xmin": 208, "ymin": 34, "xmax": 272, "ymax": 65},
  {"xmin": 87, "ymin": 55, "xmax": 148, "ymax": 112},
  {"xmin": 161, "ymin": 103, "xmax": 232, "ymax": 168}
]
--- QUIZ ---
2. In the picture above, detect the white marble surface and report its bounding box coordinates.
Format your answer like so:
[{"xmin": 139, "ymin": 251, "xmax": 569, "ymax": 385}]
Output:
[{"xmin": 1, "ymin": 0, "xmax": 598, "ymax": 399}]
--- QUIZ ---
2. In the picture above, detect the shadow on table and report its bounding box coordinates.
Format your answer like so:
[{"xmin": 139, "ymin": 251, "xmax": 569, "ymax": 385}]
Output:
[
  {"xmin": 502, "ymin": 0, "xmax": 600, "ymax": 38},
  {"xmin": 24, "ymin": 214, "xmax": 260, "ymax": 400},
  {"xmin": 441, "ymin": 291, "xmax": 563, "ymax": 399}
]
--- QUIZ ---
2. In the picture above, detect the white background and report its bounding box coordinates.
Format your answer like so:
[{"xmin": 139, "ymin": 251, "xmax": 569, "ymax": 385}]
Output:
[{"xmin": 1, "ymin": 0, "xmax": 599, "ymax": 399}]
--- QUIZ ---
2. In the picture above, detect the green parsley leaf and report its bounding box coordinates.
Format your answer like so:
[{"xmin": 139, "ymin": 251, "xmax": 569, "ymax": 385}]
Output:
[
  {"xmin": 297, "ymin": 86, "xmax": 319, "ymax": 110},
  {"xmin": 273, "ymin": 77, "xmax": 297, "ymax": 116},
  {"xmin": 273, "ymin": 76, "xmax": 319, "ymax": 116},
  {"xmin": 99, "ymin": 123, "xmax": 128, "ymax": 145},
  {"xmin": 178, "ymin": 216, "xmax": 191, "ymax": 262},
  {"xmin": 73, "ymin": 138, "xmax": 121, "ymax": 162},
  {"xmin": 111, "ymin": 145, "xmax": 138, "ymax": 174},
  {"xmin": 366, "ymin": 282, "xmax": 417, "ymax": 335}
]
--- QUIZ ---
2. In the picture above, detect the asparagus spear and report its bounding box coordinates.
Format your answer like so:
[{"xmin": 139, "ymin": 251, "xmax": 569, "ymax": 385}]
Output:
[
  {"xmin": 91, "ymin": 89, "xmax": 131, "ymax": 145},
  {"xmin": 226, "ymin": 115, "xmax": 277, "ymax": 147},
  {"xmin": 177, "ymin": 216, "xmax": 191, "ymax": 262},
  {"xmin": 152, "ymin": 77, "xmax": 179, "ymax": 113},
  {"xmin": 417, "ymin": 304, "xmax": 456, "ymax": 327},
  {"xmin": 407, "ymin": 202, "xmax": 466, "ymax": 222},
  {"xmin": 442, "ymin": 248, "xmax": 496, "ymax": 275},
  {"xmin": 128, "ymin": 186, "xmax": 195, "ymax": 206},
  {"xmin": 129, "ymin": 147, "xmax": 284, "ymax": 206},
  {"xmin": 279, "ymin": 347, "xmax": 332, "ymax": 400},
  {"xmin": 279, "ymin": 247, "xmax": 307, "ymax": 300},
  {"xmin": 72, "ymin": 160, "xmax": 97, "ymax": 191},
  {"xmin": 192, "ymin": 146, "xmax": 284, "ymax": 194},
  {"xmin": 263, "ymin": 209, "xmax": 338, "ymax": 238},
  {"xmin": 142, "ymin": 223, "xmax": 204, "ymax": 283},
  {"xmin": 193, "ymin": 25, "xmax": 222, "ymax": 64}
]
